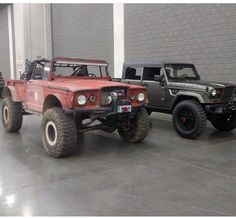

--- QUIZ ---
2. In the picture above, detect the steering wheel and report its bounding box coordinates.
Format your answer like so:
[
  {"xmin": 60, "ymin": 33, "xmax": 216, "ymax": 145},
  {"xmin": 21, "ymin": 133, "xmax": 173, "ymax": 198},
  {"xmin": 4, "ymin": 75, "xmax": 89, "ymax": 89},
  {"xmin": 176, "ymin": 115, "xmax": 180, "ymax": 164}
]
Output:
[{"xmin": 88, "ymin": 73, "xmax": 96, "ymax": 77}]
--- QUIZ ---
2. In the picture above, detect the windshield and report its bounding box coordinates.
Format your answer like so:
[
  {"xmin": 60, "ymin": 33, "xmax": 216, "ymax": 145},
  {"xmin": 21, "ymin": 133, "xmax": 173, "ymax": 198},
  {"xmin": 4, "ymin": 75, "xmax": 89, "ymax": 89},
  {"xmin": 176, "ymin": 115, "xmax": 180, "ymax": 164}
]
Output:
[
  {"xmin": 53, "ymin": 62, "xmax": 108, "ymax": 78},
  {"xmin": 164, "ymin": 64, "xmax": 200, "ymax": 81}
]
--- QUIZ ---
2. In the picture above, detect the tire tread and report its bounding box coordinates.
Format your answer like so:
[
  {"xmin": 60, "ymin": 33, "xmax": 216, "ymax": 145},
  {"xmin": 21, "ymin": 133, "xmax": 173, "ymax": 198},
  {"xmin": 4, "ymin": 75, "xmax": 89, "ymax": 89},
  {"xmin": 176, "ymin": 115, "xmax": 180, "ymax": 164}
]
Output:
[
  {"xmin": 41, "ymin": 108, "xmax": 77, "ymax": 157},
  {"xmin": 2, "ymin": 97, "xmax": 23, "ymax": 132},
  {"xmin": 173, "ymin": 100, "xmax": 207, "ymax": 139}
]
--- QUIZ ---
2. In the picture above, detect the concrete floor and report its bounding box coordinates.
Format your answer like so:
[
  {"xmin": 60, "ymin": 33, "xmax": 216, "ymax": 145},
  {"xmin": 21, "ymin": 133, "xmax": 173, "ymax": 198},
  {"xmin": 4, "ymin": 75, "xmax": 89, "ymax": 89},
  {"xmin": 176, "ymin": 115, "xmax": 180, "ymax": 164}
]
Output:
[{"xmin": 0, "ymin": 101, "xmax": 236, "ymax": 215}]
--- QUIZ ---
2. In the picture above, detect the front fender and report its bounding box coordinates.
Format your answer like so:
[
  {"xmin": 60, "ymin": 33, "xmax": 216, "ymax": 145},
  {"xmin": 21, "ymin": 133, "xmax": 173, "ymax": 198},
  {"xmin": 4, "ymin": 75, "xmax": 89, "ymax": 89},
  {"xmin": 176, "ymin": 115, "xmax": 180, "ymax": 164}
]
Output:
[
  {"xmin": 43, "ymin": 91, "xmax": 74, "ymax": 112},
  {"xmin": 171, "ymin": 91, "xmax": 205, "ymax": 109}
]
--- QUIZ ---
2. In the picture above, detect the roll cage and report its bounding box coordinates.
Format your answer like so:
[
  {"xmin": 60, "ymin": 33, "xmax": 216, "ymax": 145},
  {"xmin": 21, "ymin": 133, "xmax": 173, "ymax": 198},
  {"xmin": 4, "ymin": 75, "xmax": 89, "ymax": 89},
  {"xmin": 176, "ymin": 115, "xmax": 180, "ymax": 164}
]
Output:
[{"xmin": 24, "ymin": 57, "xmax": 110, "ymax": 81}]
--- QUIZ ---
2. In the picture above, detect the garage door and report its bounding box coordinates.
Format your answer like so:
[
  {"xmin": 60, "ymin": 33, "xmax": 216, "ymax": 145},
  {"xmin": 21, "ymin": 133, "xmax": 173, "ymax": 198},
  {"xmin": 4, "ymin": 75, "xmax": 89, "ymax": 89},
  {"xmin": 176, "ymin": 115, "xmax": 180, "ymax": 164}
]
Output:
[
  {"xmin": 51, "ymin": 4, "xmax": 114, "ymax": 76},
  {"xmin": 125, "ymin": 4, "xmax": 236, "ymax": 82}
]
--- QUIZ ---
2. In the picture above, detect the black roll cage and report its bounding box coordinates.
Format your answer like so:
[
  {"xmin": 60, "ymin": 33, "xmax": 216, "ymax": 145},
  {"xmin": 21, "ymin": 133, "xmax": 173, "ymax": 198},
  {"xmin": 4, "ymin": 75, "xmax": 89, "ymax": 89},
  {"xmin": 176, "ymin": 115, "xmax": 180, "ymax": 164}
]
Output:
[{"xmin": 25, "ymin": 59, "xmax": 110, "ymax": 80}]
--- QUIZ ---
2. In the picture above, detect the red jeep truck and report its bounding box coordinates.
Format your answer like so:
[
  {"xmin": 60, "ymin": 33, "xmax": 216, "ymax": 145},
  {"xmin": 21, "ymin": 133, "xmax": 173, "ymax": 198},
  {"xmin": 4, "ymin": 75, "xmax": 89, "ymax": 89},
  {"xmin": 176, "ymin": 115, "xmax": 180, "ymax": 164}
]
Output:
[{"xmin": 1, "ymin": 57, "xmax": 150, "ymax": 157}]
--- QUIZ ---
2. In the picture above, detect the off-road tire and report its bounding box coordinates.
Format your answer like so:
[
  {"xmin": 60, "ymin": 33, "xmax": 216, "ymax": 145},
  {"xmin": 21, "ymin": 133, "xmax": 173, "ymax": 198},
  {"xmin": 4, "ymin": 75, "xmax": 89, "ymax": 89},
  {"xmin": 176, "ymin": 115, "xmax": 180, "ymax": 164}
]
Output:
[
  {"xmin": 1, "ymin": 97, "xmax": 23, "ymax": 132},
  {"xmin": 0, "ymin": 88, "xmax": 3, "ymax": 98},
  {"xmin": 118, "ymin": 108, "xmax": 150, "ymax": 143},
  {"xmin": 211, "ymin": 113, "xmax": 236, "ymax": 132},
  {"xmin": 41, "ymin": 108, "xmax": 77, "ymax": 158},
  {"xmin": 173, "ymin": 100, "xmax": 207, "ymax": 139}
]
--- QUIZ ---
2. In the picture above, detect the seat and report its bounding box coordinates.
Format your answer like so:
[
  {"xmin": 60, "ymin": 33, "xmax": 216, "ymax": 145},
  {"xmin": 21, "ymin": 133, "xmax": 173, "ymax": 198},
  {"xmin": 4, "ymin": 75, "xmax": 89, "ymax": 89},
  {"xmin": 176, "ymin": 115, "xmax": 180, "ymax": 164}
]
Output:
[
  {"xmin": 34, "ymin": 67, "xmax": 44, "ymax": 80},
  {"xmin": 126, "ymin": 67, "xmax": 138, "ymax": 80}
]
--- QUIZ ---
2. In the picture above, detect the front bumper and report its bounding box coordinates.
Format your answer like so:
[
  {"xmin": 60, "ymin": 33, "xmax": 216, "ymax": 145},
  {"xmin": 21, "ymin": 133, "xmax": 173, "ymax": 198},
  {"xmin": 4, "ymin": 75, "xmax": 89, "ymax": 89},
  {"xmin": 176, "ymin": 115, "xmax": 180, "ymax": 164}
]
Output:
[
  {"xmin": 64, "ymin": 106, "xmax": 140, "ymax": 118},
  {"xmin": 205, "ymin": 102, "xmax": 236, "ymax": 114},
  {"xmin": 65, "ymin": 107, "xmax": 113, "ymax": 114},
  {"xmin": 65, "ymin": 98, "xmax": 142, "ymax": 116}
]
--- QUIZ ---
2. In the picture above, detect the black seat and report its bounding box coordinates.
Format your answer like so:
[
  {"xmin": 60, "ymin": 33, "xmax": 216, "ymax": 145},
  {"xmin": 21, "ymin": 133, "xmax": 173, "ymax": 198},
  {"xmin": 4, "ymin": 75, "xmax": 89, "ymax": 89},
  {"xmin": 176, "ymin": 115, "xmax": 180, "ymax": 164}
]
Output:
[
  {"xmin": 34, "ymin": 67, "xmax": 44, "ymax": 80},
  {"xmin": 126, "ymin": 67, "xmax": 140, "ymax": 80}
]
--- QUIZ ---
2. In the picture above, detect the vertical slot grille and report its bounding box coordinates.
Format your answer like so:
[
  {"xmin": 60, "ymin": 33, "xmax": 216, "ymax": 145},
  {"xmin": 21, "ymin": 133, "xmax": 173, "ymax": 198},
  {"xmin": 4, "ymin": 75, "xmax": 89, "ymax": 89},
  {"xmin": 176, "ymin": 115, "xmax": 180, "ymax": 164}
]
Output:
[{"xmin": 222, "ymin": 86, "xmax": 235, "ymax": 101}]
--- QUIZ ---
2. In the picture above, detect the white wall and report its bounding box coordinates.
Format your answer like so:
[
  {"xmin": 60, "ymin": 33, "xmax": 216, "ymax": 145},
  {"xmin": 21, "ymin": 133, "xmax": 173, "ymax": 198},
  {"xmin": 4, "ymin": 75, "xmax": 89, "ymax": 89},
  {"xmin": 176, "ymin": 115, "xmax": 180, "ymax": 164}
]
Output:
[
  {"xmin": 113, "ymin": 3, "xmax": 124, "ymax": 78},
  {"xmin": 13, "ymin": 3, "xmax": 52, "ymax": 78},
  {"xmin": 6, "ymin": 3, "xmax": 126, "ymax": 79}
]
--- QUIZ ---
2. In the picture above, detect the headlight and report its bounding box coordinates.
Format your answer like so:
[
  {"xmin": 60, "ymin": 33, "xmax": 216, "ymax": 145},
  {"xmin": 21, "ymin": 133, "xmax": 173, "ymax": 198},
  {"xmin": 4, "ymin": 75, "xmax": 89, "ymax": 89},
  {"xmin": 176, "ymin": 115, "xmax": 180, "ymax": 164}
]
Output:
[
  {"xmin": 111, "ymin": 91, "xmax": 118, "ymax": 100},
  {"xmin": 211, "ymin": 89, "xmax": 217, "ymax": 97},
  {"xmin": 137, "ymin": 93, "xmax": 145, "ymax": 102},
  {"xmin": 89, "ymin": 95, "xmax": 96, "ymax": 103},
  {"xmin": 106, "ymin": 95, "xmax": 113, "ymax": 105},
  {"xmin": 130, "ymin": 95, "xmax": 136, "ymax": 100},
  {"xmin": 77, "ymin": 95, "xmax": 86, "ymax": 105}
]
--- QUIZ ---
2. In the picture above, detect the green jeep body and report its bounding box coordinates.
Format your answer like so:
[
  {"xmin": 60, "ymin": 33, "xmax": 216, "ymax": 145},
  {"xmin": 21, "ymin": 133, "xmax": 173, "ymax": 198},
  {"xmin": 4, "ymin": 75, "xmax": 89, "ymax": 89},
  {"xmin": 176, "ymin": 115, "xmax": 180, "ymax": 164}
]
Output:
[{"xmin": 121, "ymin": 62, "xmax": 236, "ymax": 139}]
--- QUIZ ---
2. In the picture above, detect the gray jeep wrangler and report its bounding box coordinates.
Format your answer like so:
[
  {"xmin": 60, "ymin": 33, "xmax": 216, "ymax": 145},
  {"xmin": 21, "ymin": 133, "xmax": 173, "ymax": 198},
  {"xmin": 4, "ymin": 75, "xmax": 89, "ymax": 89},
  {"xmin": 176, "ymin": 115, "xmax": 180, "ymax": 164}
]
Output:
[{"xmin": 120, "ymin": 62, "xmax": 236, "ymax": 139}]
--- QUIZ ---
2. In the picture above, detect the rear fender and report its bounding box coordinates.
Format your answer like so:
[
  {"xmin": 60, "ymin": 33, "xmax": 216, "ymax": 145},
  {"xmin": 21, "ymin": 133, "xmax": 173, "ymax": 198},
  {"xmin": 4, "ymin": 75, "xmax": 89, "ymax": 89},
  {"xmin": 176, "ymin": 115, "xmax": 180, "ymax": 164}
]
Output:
[{"xmin": 2, "ymin": 86, "xmax": 21, "ymax": 102}]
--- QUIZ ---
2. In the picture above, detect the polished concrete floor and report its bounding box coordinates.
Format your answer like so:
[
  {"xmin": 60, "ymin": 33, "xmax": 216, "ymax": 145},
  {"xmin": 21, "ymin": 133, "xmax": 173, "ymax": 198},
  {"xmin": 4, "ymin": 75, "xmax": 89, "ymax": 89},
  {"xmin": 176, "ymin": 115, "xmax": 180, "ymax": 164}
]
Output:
[{"xmin": 1, "ymin": 102, "xmax": 236, "ymax": 215}]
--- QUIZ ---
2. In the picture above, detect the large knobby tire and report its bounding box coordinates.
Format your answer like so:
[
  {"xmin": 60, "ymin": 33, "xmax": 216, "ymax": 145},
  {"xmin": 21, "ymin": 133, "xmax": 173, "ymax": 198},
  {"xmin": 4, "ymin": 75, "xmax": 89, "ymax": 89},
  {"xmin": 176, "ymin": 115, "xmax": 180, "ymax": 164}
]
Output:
[
  {"xmin": 41, "ymin": 108, "xmax": 77, "ymax": 158},
  {"xmin": 1, "ymin": 97, "xmax": 23, "ymax": 132},
  {"xmin": 0, "ymin": 88, "xmax": 3, "ymax": 98},
  {"xmin": 211, "ymin": 113, "xmax": 236, "ymax": 132},
  {"xmin": 117, "ymin": 108, "xmax": 150, "ymax": 143},
  {"xmin": 173, "ymin": 100, "xmax": 207, "ymax": 139}
]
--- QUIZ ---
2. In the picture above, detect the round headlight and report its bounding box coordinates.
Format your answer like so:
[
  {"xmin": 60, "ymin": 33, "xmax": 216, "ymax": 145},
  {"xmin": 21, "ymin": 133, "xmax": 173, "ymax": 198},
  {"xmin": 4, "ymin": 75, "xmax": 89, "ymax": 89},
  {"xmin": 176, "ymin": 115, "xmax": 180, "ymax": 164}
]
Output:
[
  {"xmin": 77, "ymin": 95, "xmax": 86, "ymax": 105},
  {"xmin": 89, "ymin": 95, "xmax": 96, "ymax": 103},
  {"xmin": 211, "ymin": 89, "xmax": 217, "ymax": 97},
  {"xmin": 130, "ymin": 95, "xmax": 136, "ymax": 100},
  {"xmin": 111, "ymin": 91, "xmax": 118, "ymax": 100},
  {"xmin": 137, "ymin": 93, "xmax": 145, "ymax": 102},
  {"xmin": 106, "ymin": 95, "xmax": 113, "ymax": 105}
]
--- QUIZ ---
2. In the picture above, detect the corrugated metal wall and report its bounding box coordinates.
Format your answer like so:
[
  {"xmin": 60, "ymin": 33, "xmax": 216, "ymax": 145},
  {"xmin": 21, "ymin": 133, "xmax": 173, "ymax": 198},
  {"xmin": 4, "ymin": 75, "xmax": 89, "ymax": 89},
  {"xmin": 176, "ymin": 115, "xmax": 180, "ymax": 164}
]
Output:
[
  {"xmin": 0, "ymin": 5, "xmax": 10, "ymax": 79},
  {"xmin": 51, "ymin": 4, "xmax": 114, "ymax": 76},
  {"xmin": 124, "ymin": 4, "xmax": 236, "ymax": 82}
]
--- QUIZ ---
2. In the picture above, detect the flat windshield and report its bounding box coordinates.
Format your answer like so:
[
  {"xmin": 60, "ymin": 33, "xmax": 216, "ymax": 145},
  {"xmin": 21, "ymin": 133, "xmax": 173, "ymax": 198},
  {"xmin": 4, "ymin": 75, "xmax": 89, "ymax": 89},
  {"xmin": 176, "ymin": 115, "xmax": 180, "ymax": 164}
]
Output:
[
  {"xmin": 53, "ymin": 62, "xmax": 108, "ymax": 78},
  {"xmin": 165, "ymin": 64, "xmax": 200, "ymax": 81}
]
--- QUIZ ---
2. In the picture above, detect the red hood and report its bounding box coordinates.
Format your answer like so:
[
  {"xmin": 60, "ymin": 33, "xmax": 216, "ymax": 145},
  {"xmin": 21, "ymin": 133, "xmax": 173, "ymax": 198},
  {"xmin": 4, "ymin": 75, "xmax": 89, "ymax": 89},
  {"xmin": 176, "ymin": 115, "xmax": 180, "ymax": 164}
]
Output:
[{"xmin": 49, "ymin": 78, "xmax": 144, "ymax": 92}]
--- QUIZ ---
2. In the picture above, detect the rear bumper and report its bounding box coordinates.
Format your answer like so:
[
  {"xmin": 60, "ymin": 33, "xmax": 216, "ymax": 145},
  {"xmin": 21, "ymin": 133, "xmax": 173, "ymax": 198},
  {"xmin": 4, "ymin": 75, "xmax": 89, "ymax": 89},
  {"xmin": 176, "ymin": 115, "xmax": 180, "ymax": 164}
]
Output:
[{"xmin": 205, "ymin": 102, "xmax": 236, "ymax": 114}]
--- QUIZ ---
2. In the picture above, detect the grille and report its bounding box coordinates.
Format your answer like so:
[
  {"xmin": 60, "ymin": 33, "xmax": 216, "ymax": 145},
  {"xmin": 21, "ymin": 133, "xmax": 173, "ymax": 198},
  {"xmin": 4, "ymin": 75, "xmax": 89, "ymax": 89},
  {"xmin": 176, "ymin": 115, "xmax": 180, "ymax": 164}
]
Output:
[
  {"xmin": 222, "ymin": 86, "xmax": 235, "ymax": 101},
  {"xmin": 100, "ymin": 87, "xmax": 127, "ymax": 105}
]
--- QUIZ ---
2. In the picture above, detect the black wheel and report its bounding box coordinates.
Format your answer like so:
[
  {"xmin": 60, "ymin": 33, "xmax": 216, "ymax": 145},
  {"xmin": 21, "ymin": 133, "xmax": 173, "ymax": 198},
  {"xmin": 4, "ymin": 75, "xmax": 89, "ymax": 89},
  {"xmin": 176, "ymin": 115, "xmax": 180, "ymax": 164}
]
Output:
[
  {"xmin": 117, "ymin": 108, "xmax": 150, "ymax": 143},
  {"xmin": 211, "ymin": 113, "xmax": 236, "ymax": 131},
  {"xmin": 41, "ymin": 108, "xmax": 77, "ymax": 158},
  {"xmin": 173, "ymin": 100, "xmax": 207, "ymax": 139},
  {"xmin": 1, "ymin": 97, "xmax": 23, "ymax": 132}
]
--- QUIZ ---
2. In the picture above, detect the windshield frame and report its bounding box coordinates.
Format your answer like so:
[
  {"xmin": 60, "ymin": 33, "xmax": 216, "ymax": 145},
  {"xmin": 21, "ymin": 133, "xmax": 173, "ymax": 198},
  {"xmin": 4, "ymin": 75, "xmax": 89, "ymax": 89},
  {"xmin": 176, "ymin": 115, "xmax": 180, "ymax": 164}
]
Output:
[
  {"xmin": 164, "ymin": 64, "xmax": 200, "ymax": 81},
  {"xmin": 53, "ymin": 61, "xmax": 110, "ymax": 78}
]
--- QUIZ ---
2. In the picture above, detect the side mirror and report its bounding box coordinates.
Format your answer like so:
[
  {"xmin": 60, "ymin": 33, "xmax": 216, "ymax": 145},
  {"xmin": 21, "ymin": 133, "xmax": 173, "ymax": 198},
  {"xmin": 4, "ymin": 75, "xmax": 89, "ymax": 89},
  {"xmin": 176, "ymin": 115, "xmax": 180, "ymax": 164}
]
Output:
[{"xmin": 154, "ymin": 75, "xmax": 163, "ymax": 82}]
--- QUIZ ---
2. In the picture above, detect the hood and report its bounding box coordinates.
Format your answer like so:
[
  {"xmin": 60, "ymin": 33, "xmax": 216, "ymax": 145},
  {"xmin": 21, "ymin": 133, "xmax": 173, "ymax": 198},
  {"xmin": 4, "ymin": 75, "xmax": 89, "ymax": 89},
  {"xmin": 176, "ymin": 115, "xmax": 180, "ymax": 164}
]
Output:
[
  {"xmin": 168, "ymin": 80, "xmax": 235, "ymax": 91},
  {"xmin": 48, "ymin": 78, "xmax": 143, "ymax": 92}
]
